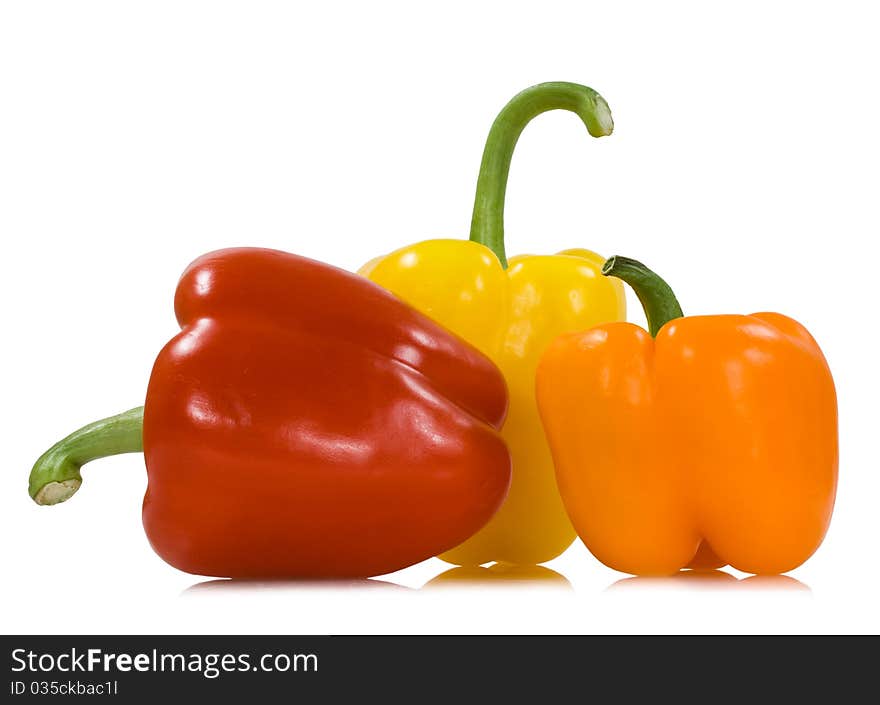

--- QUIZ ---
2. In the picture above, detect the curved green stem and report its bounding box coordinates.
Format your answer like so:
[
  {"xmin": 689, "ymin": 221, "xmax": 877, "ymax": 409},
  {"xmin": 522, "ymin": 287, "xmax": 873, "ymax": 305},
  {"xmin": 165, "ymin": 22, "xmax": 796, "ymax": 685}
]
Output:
[
  {"xmin": 602, "ymin": 256, "xmax": 684, "ymax": 337},
  {"xmin": 469, "ymin": 81, "xmax": 614, "ymax": 268},
  {"xmin": 29, "ymin": 406, "xmax": 144, "ymax": 506}
]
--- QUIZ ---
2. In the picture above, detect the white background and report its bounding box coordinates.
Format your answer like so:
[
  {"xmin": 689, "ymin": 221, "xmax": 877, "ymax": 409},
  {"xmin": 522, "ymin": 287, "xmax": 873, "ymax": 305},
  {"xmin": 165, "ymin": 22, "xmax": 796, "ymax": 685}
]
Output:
[{"xmin": 1, "ymin": 1, "xmax": 877, "ymax": 634}]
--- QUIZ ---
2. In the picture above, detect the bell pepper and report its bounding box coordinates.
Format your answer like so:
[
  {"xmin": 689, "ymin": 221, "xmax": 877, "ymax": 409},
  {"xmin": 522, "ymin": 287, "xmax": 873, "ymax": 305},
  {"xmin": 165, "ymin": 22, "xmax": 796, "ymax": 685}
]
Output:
[
  {"xmin": 536, "ymin": 255, "xmax": 838, "ymax": 575},
  {"xmin": 361, "ymin": 82, "xmax": 626, "ymax": 566},
  {"xmin": 29, "ymin": 248, "xmax": 512, "ymax": 578}
]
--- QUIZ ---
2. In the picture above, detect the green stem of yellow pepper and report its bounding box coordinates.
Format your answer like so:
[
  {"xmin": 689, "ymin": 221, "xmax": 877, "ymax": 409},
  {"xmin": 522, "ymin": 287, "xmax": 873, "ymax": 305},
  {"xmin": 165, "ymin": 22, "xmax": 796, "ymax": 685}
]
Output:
[
  {"xmin": 469, "ymin": 82, "xmax": 614, "ymax": 268},
  {"xmin": 602, "ymin": 256, "xmax": 684, "ymax": 337}
]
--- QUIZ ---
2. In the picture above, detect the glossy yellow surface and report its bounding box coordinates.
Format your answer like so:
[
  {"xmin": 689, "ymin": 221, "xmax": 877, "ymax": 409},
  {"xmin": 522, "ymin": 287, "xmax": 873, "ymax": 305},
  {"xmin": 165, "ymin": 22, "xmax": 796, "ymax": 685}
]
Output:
[{"xmin": 361, "ymin": 239, "xmax": 625, "ymax": 565}]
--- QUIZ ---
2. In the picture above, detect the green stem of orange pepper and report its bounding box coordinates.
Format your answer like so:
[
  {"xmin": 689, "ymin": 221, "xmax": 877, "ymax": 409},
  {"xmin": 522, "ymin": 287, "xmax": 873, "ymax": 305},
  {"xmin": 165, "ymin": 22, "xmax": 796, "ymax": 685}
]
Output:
[
  {"xmin": 469, "ymin": 82, "xmax": 614, "ymax": 269},
  {"xmin": 602, "ymin": 256, "xmax": 684, "ymax": 337}
]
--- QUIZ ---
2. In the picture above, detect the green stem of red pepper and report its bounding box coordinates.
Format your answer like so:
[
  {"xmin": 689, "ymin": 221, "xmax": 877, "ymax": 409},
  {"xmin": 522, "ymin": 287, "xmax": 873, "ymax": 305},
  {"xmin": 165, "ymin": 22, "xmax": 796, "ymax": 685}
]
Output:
[
  {"xmin": 469, "ymin": 81, "xmax": 614, "ymax": 268},
  {"xmin": 602, "ymin": 256, "xmax": 684, "ymax": 337},
  {"xmin": 29, "ymin": 406, "xmax": 144, "ymax": 505}
]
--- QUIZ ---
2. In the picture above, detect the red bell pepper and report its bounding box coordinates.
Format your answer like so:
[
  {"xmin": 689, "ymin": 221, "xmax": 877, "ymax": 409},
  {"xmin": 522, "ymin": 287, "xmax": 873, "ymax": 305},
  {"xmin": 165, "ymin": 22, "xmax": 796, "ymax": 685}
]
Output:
[{"xmin": 29, "ymin": 248, "xmax": 512, "ymax": 578}]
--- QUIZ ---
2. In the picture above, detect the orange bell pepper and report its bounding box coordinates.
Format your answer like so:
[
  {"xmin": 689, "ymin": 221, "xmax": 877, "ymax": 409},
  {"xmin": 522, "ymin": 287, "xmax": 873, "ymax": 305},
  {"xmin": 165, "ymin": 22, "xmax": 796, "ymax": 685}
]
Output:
[{"xmin": 536, "ymin": 256, "xmax": 838, "ymax": 575}]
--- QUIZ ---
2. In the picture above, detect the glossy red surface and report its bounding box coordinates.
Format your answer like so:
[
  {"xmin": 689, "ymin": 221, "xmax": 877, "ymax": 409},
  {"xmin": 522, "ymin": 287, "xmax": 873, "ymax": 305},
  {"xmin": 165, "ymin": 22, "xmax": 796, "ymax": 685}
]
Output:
[{"xmin": 143, "ymin": 248, "xmax": 511, "ymax": 578}]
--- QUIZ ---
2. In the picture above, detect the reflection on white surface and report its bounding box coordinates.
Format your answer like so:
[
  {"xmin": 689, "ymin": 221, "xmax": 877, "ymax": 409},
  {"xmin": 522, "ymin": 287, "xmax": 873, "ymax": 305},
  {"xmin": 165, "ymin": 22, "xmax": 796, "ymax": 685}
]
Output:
[
  {"xmin": 423, "ymin": 564, "xmax": 572, "ymax": 591},
  {"xmin": 182, "ymin": 578, "xmax": 409, "ymax": 596},
  {"xmin": 183, "ymin": 564, "xmax": 572, "ymax": 597},
  {"xmin": 605, "ymin": 570, "xmax": 811, "ymax": 594},
  {"xmin": 182, "ymin": 567, "xmax": 812, "ymax": 601}
]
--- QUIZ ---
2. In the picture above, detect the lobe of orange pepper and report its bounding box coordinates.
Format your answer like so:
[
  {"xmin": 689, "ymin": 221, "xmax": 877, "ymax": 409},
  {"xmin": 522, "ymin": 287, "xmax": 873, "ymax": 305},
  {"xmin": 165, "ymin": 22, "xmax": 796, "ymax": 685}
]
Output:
[{"xmin": 536, "ymin": 257, "xmax": 838, "ymax": 575}]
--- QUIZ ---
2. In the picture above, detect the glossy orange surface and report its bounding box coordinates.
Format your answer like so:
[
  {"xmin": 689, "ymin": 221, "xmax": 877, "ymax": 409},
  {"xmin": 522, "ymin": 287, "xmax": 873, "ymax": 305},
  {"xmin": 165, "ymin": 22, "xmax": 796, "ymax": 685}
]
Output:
[
  {"xmin": 143, "ymin": 248, "xmax": 511, "ymax": 578},
  {"xmin": 536, "ymin": 314, "xmax": 838, "ymax": 575}
]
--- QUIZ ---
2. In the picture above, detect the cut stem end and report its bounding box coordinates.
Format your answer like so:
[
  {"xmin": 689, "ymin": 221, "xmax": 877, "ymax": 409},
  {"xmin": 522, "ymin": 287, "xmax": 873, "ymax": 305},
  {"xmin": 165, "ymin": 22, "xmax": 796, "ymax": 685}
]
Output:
[{"xmin": 34, "ymin": 479, "xmax": 82, "ymax": 506}]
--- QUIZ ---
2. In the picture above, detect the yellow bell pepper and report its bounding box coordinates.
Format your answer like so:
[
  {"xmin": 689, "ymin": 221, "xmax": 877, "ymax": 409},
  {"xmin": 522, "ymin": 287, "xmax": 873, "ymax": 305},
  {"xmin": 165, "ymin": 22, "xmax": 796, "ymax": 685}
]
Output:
[{"xmin": 360, "ymin": 82, "xmax": 626, "ymax": 565}]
